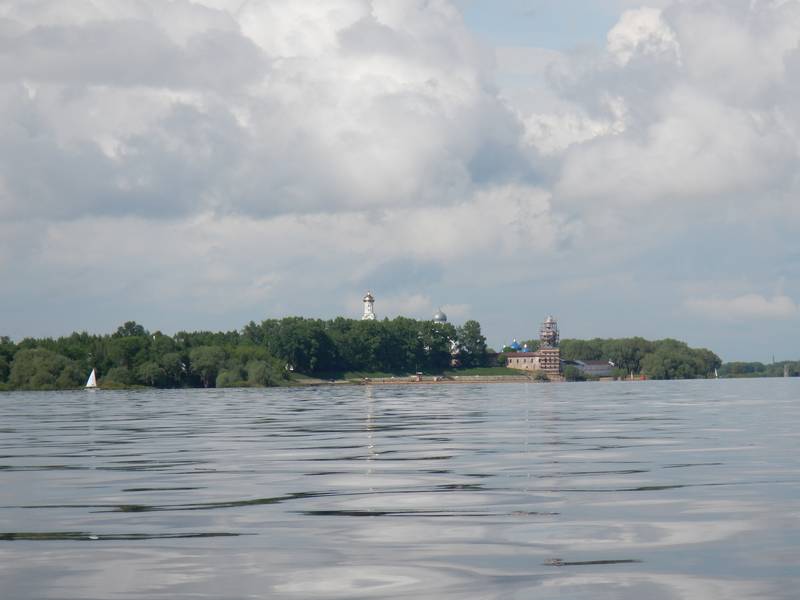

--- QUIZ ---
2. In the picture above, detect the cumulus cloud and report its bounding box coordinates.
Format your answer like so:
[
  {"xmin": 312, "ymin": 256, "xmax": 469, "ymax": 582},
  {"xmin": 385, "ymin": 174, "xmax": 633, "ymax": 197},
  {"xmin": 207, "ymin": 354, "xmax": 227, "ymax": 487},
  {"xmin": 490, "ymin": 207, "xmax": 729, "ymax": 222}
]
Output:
[
  {"xmin": 1, "ymin": 0, "xmax": 799, "ymax": 359},
  {"xmin": 607, "ymin": 7, "xmax": 681, "ymax": 67},
  {"xmin": 685, "ymin": 293, "xmax": 800, "ymax": 320},
  {"xmin": 0, "ymin": 0, "xmax": 530, "ymax": 223},
  {"xmin": 367, "ymin": 292, "xmax": 432, "ymax": 320},
  {"xmin": 519, "ymin": 2, "xmax": 800, "ymax": 219},
  {"xmin": 23, "ymin": 182, "xmax": 559, "ymax": 317}
]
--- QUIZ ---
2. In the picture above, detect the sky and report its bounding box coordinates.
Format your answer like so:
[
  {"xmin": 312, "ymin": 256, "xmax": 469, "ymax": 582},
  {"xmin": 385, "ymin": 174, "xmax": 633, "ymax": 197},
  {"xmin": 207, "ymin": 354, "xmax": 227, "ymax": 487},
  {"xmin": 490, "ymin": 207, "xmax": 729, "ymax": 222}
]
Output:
[{"xmin": 1, "ymin": 0, "xmax": 799, "ymax": 361}]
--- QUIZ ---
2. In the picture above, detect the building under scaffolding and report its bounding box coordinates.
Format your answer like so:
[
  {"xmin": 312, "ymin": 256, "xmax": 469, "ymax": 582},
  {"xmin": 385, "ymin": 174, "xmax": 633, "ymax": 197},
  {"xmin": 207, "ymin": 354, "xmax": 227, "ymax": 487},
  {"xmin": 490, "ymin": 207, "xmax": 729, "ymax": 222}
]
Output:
[
  {"xmin": 536, "ymin": 315, "xmax": 561, "ymax": 375},
  {"xmin": 505, "ymin": 315, "xmax": 562, "ymax": 376}
]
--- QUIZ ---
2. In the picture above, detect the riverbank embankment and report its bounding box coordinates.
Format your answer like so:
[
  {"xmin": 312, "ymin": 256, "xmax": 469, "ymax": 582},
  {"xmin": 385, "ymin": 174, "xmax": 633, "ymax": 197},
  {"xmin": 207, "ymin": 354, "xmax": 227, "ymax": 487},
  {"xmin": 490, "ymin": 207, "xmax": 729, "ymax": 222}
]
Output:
[{"xmin": 293, "ymin": 373, "xmax": 567, "ymax": 386}]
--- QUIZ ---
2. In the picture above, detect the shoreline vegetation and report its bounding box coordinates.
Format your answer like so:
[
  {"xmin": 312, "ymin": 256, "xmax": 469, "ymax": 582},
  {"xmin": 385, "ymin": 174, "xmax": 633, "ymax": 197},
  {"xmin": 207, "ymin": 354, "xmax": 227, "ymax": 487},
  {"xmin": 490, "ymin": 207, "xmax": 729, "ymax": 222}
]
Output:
[{"xmin": 0, "ymin": 319, "xmax": 794, "ymax": 392}]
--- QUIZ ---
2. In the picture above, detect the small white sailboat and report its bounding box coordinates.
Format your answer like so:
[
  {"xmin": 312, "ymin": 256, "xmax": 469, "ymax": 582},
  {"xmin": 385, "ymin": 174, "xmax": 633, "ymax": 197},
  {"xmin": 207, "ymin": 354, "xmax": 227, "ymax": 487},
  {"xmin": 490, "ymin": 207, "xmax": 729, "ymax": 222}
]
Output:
[{"xmin": 85, "ymin": 368, "xmax": 98, "ymax": 389}]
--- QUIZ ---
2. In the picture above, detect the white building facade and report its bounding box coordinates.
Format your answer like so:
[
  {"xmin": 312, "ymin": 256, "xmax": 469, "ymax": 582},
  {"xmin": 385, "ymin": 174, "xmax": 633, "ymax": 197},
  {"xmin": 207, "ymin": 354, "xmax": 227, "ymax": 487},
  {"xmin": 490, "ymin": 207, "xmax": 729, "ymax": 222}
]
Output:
[{"xmin": 362, "ymin": 291, "xmax": 376, "ymax": 320}]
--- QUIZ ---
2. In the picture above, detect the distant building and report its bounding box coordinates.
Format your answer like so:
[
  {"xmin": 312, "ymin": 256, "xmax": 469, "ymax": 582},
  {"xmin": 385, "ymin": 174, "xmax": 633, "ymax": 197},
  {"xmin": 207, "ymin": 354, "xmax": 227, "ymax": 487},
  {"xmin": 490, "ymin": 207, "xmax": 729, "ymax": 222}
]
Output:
[
  {"xmin": 534, "ymin": 348, "xmax": 561, "ymax": 375},
  {"xmin": 506, "ymin": 353, "xmax": 543, "ymax": 371},
  {"xmin": 506, "ymin": 315, "xmax": 561, "ymax": 375},
  {"xmin": 362, "ymin": 291, "xmax": 376, "ymax": 320},
  {"xmin": 539, "ymin": 315, "xmax": 559, "ymax": 348},
  {"xmin": 565, "ymin": 359, "xmax": 615, "ymax": 378}
]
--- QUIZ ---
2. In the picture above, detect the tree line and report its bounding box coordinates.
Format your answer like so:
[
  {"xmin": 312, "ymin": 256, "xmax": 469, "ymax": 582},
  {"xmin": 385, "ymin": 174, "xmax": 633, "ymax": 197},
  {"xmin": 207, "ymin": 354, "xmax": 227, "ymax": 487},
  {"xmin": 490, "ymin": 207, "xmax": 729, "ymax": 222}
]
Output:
[
  {"xmin": 4, "ymin": 319, "xmax": 782, "ymax": 390},
  {"xmin": 503, "ymin": 336, "xmax": 723, "ymax": 380},
  {"xmin": 0, "ymin": 317, "xmax": 489, "ymax": 391},
  {"xmin": 719, "ymin": 361, "xmax": 800, "ymax": 378},
  {"xmin": 563, "ymin": 337, "xmax": 722, "ymax": 379}
]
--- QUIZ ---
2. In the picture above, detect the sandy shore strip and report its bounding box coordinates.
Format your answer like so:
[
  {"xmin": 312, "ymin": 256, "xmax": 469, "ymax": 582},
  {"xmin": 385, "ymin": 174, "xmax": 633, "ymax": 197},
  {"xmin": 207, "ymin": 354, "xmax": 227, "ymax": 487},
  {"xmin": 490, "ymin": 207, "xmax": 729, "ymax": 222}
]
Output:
[{"xmin": 294, "ymin": 374, "xmax": 563, "ymax": 386}]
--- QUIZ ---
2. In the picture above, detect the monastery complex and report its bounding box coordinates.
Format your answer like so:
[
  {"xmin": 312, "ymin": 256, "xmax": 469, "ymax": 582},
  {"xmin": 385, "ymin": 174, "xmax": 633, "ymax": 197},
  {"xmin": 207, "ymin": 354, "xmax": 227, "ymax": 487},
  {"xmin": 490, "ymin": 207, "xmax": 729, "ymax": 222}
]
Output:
[
  {"xmin": 360, "ymin": 291, "xmax": 612, "ymax": 379},
  {"xmin": 504, "ymin": 315, "xmax": 562, "ymax": 376}
]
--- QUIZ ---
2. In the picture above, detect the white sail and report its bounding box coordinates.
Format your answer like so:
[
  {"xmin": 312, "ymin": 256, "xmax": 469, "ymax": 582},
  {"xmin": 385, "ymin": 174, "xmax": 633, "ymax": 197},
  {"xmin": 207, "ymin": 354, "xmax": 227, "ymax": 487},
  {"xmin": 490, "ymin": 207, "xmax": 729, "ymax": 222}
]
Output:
[{"xmin": 85, "ymin": 368, "xmax": 97, "ymax": 388}]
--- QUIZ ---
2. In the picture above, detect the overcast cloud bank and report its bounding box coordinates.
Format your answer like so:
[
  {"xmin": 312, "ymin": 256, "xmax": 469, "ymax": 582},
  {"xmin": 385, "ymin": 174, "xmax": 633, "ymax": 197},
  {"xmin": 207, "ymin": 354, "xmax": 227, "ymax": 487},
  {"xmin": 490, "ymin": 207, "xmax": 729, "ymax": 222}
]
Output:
[{"xmin": 1, "ymin": 0, "xmax": 799, "ymax": 359}]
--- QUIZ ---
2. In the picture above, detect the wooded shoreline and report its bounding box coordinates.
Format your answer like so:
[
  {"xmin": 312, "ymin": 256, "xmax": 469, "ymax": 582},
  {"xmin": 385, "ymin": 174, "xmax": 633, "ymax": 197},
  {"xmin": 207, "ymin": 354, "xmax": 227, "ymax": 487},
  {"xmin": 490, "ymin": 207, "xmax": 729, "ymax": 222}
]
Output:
[{"xmin": 1, "ymin": 318, "xmax": 793, "ymax": 392}]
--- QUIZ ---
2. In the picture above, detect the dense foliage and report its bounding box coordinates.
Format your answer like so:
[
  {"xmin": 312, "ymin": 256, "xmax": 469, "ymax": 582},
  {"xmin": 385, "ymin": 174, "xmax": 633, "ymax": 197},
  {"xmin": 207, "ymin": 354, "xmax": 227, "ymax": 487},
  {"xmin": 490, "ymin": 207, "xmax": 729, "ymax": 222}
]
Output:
[
  {"xmin": 562, "ymin": 364, "xmax": 587, "ymax": 382},
  {"xmin": 0, "ymin": 326, "xmax": 288, "ymax": 391},
  {"xmin": 0, "ymin": 318, "xmax": 490, "ymax": 390},
  {"xmin": 4, "ymin": 323, "xmax": 788, "ymax": 390},
  {"xmin": 500, "ymin": 336, "xmax": 722, "ymax": 380},
  {"xmin": 719, "ymin": 361, "xmax": 800, "ymax": 378},
  {"xmin": 242, "ymin": 317, "xmax": 488, "ymax": 373},
  {"xmin": 556, "ymin": 337, "xmax": 722, "ymax": 380}
]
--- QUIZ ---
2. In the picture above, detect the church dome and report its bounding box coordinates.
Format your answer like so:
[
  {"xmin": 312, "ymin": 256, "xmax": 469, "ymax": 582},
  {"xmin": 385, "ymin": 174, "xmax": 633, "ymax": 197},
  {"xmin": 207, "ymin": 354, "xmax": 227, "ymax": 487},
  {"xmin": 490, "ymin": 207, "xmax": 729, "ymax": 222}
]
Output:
[
  {"xmin": 509, "ymin": 339, "xmax": 521, "ymax": 351},
  {"xmin": 432, "ymin": 309, "xmax": 448, "ymax": 323}
]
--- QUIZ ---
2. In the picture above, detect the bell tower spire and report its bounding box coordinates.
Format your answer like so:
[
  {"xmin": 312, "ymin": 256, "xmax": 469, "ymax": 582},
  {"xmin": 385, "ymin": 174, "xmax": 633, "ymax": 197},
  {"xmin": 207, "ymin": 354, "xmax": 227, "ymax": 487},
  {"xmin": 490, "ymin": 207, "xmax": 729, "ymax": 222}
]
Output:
[{"xmin": 362, "ymin": 291, "xmax": 376, "ymax": 320}]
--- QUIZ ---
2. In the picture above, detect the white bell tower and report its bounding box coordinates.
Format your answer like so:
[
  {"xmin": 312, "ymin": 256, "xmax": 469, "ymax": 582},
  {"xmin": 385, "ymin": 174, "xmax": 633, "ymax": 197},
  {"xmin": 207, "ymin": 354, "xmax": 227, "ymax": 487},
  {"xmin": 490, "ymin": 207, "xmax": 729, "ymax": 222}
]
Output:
[{"xmin": 362, "ymin": 291, "xmax": 376, "ymax": 320}]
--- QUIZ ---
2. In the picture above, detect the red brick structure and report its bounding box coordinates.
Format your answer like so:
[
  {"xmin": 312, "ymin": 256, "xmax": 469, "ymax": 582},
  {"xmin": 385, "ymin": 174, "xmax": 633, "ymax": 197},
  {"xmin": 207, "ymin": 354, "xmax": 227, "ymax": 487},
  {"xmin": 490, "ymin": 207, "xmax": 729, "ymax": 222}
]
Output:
[
  {"xmin": 536, "ymin": 347, "xmax": 561, "ymax": 375},
  {"xmin": 505, "ymin": 315, "xmax": 561, "ymax": 376}
]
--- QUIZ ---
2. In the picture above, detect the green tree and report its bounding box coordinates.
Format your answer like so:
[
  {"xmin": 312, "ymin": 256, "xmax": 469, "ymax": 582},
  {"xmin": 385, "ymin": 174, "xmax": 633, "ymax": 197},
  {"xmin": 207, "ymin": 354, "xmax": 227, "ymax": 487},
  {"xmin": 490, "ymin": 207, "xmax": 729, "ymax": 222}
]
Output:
[
  {"xmin": 381, "ymin": 317, "xmax": 426, "ymax": 373},
  {"xmin": 264, "ymin": 318, "xmax": 336, "ymax": 373},
  {"xmin": 242, "ymin": 321, "xmax": 264, "ymax": 345},
  {"xmin": 560, "ymin": 339, "xmax": 598, "ymax": 361},
  {"xmin": 245, "ymin": 359, "xmax": 286, "ymax": 386},
  {"xmin": 56, "ymin": 362, "xmax": 83, "ymax": 388},
  {"xmin": 103, "ymin": 366, "xmax": 136, "ymax": 386},
  {"xmin": 721, "ymin": 362, "xmax": 764, "ymax": 377},
  {"xmin": 107, "ymin": 336, "xmax": 146, "ymax": 369},
  {"xmin": 8, "ymin": 349, "xmax": 82, "ymax": 390},
  {"xmin": 0, "ymin": 337, "xmax": 15, "ymax": 383},
  {"xmin": 148, "ymin": 332, "xmax": 176, "ymax": 361},
  {"xmin": 603, "ymin": 337, "xmax": 654, "ymax": 374},
  {"xmin": 136, "ymin": 361, "xmax": 167, "ymax": 387},
  {"xmin": 563, "ymin": 365, "xmax": 587, "ymax": 382},
  {"xmin": 456, "ymin": 320, "xmax": 488, "ymax": 368},
  {"xmin": 216, "ymin": 370, "xmax": 242, "ymax": 388},
  {"xmin": 693, "ymin": 347, "xmax": 722, "ymax": 376},
  {"xmin": 336, "ymin": 320, "xmax": 384, "ymax": 372},
  {"xmin": 639, "ymin": 342, "xmax": 720, "ymax": 380},
  {"xmin": 189, "ymin": 346, "xmax": 226, "ymax": 387},
  {"xmin": 0, "ymin": 335, "xmax": 13, "ymax": 352},
  {"xmin": 113, "ymin": 321, "xmax": 148, "ymax": 338},
  {"xmin": 640, "ymin": 351, "xmax": 670, "ymax": 379},
  {"xmin": 159, "ymin": 352, "xmax": 187, "ymax": 387},
  {"xmin": 419, "ymin": 321, "xmax": 457, "ymax": 371}
]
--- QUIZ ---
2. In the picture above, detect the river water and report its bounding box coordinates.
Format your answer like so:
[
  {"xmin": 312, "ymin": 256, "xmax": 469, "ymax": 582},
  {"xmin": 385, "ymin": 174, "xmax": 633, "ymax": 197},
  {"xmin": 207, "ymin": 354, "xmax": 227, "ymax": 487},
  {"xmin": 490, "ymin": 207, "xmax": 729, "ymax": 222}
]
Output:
[{"xmin": 1, "ymin": 380, "xmax": 798, "ymax": 599}]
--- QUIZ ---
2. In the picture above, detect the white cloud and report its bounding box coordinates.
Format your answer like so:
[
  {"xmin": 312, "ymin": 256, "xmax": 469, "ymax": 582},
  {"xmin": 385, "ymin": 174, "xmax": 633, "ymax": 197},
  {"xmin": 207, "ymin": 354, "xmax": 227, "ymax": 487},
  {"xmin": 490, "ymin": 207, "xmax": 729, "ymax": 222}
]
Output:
[
  {"xmin": 607, "ymin": 7, "xmax": 681, "ymax": 67},
  {"xmin": 522, "ymin": 93, "xmax": 627, "ymax": 155},
  {"xmin": 555, "ymin": 85, "xmax": 795, "ymax": 207},
  {"xmin": 28, "ymin": 182, "xmax": 559, "ymax": 308},
  {"xmin": 0, "ymin": 0, "xmax": 525, "ymax": 222},
  {"xmin": 685, "ymin": 293, "xmax": 800, "ymax": 320},
  {"xmin": 369, "ymin": 292, "xmax": 432, "ymax": 320},
  {"xmin": 2, "ymin": 0, "xmax": 800, "ymax": 360},
  {"xmin": 489, "ymin": 0, "xmax": 800, "ymax": 278}
]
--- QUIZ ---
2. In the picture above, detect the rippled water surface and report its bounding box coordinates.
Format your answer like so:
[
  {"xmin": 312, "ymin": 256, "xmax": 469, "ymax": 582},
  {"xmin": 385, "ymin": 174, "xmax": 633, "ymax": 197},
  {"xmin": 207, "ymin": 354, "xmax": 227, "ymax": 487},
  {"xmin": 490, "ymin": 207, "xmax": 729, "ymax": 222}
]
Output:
[{"xmin": 1, "ymin": 380, "xmax": 799, "ymax": 599}]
